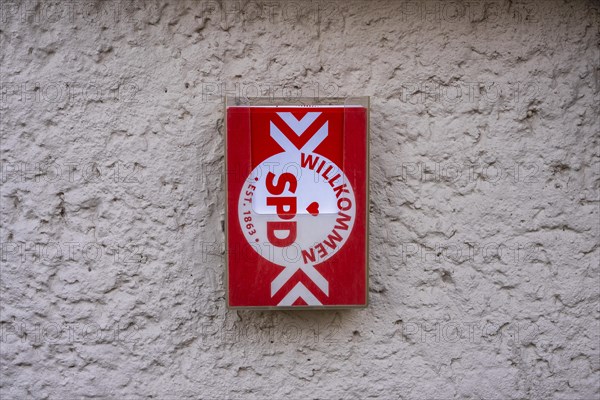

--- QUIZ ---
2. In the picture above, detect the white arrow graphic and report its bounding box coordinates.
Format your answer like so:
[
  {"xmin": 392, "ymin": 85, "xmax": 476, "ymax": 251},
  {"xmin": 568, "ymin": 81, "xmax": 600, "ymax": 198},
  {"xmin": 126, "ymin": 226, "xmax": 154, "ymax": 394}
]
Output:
[
  {"xmin": 270, "ymin": 121, "xmax": 328, "ymax": 154},
  {"xmin": 277, "ymin": 112, "xmax": 320, "ymax": 136},
  {"xmin": 271, "ymin": 264, "xmax": 329, "ymax": 297},
  {"xmin": 268, "ymin": 112, "xmax": 332, "ymax": 306},
  {"xmin": 278, "ymin": 282, "xmax": 322, "ymax": 306}
]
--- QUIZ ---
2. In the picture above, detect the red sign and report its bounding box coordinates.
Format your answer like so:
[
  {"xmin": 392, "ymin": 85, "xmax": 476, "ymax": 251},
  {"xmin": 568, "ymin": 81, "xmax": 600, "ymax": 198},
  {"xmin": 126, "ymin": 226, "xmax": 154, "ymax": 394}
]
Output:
[{"xmin": 226, "ymin": 101, "xmax": 369, "ymax": 308}]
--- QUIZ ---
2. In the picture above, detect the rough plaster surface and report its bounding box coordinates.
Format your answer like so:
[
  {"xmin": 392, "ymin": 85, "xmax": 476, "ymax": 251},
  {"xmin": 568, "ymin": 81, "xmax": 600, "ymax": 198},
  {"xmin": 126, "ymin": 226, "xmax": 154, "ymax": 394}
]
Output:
[{"xmin": 1, "ymin": 0, "xmax": 599, "ymax": 399}]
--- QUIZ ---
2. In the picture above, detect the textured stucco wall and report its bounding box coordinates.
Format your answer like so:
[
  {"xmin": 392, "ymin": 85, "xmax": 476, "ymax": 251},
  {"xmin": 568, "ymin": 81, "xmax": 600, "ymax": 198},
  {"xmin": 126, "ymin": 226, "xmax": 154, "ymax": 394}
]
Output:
[{"xmin": 1, "ymin": 0, "xmax": 599, "ymax": 399}]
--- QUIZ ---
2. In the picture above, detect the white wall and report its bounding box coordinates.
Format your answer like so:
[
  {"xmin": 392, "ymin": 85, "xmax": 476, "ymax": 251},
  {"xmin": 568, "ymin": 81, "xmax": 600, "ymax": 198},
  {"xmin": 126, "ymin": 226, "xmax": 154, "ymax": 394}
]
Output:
[{"xmin": 1, "ymin": 1, "xmax": 599, "ymax": 398}]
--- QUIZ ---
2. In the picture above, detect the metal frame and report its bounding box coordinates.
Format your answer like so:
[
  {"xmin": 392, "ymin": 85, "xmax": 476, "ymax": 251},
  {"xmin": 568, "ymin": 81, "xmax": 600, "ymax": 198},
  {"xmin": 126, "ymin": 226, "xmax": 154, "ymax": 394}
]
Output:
[{"xmin": 224, "ymin": 96, "xmax": 370, "ymax": 310}]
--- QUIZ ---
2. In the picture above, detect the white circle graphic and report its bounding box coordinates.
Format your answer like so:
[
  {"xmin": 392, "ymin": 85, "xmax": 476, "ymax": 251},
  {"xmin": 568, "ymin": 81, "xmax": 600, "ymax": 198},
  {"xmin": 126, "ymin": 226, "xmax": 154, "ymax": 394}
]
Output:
[{"xmin": 238, "ymin": 151, "xmax": 356, "ymax": 268}]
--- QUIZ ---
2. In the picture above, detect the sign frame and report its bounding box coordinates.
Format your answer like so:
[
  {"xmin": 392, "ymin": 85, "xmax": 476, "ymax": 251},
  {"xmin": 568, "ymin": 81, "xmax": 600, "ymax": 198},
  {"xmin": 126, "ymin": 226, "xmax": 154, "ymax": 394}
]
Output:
[{"xmin": 224, "ymin": 96, "xmax": 370, "ymax": 310}]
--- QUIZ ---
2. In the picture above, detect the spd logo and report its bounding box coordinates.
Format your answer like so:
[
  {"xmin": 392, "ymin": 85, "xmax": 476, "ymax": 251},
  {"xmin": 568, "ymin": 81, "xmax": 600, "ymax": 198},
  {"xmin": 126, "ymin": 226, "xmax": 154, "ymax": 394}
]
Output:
[{"xmin": 226, "ymin": 103, "xmax": 368, "ymax": 308}]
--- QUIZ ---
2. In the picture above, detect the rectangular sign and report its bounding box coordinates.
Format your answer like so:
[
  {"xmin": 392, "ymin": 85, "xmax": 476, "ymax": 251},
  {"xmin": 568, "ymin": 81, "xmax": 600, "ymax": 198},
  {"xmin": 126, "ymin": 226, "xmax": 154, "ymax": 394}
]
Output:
[{"xmin": 225, "ymin": 98, "xmax": 369, "ymax": 309}]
